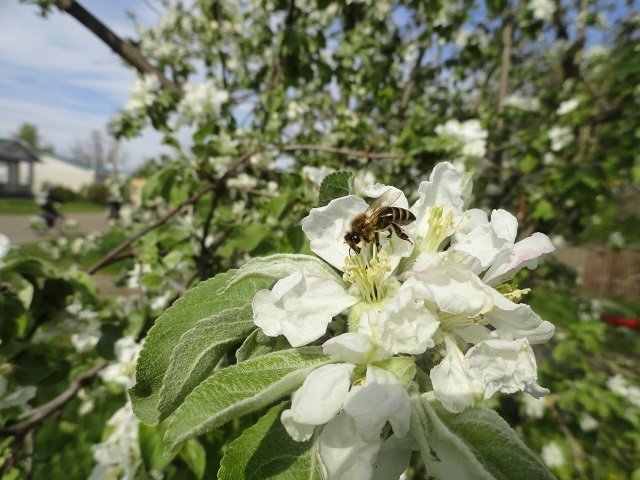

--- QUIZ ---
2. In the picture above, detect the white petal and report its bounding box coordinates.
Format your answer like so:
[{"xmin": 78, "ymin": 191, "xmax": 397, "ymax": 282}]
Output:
[
  {"xmin": 466, "ymin": 336, "xmax": 541, "ymax": 398},
  {"xmin": 280, "ymin": 410, "xmax": 316, "ymax": 442},
  {"xmin": 377, "ymin": 287, "xmax": 440, "ymax": 355},
  {"xmin": 372, "ymin": 435, "xmax": 414, "ymax": 480},
  {"xmin": 486, "ymin": 290, "xmax": 555, "ymax": 344},
  {"xmin": 281, "ymin": 363, "xmax": 355, "ymax": 441},
  {"xmin": 323, "ymin": 333, "xmax": 388, "ymax": 364},
  {"xmin": 301, "ymin": 196, "xmax": 368, "ymax": 270},
  {"xmin": 363, "ymin": 184, "xmax": 409, "ymax": 209},
  {"xmin": 449, "ymin": 209, "xmax": 518, "ymax": 274},
  {"xmin": 318, "ymin": 413, "xmax": 382, "ymax": 480},
  {"xmin": 253, "ymin": 267, "xmax": 358, "ymax": 347},
  {"xmin": 410, "ymin": 265, "xmax": 493, "ymax": 316},
  {"xmin": 430, "ymin": 336, "xmax": 483, "ymax": 413},
  {"xmin": 411, "ymin": 162, "xmax": 470, "ymax": 237},
  {"xmin": 525, "ymin": 382, "xmax": 550, "ymax": 398},
  {"xmin": 483, "ymin": 232, "xmax": 555, "ymax": 285},
  {"xmin": 343, "ymin": 366, "xmax": 411, "ymax": 441}
]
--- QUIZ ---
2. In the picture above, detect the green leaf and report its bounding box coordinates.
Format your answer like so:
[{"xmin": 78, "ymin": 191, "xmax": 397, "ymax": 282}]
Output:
[
  {"xmin": 236, "ymin": 328, "xmax": 291, "ymax": 363},
  {"xmin": 532, "ymin": 199, "xmax": 555, "ymax": 220},
  {"xmin": 139, "ymin": 421, "xmax": 177, "ymax": 472},
  {"xmin": 157, "ymin": 304, "xmax": 256, "ymax": 420},
  {"xmin": 131, "ymin": 254, "xmax": 340, "ymax": 425},
  {"xmin": 519, "ymin": 154, "xmax": 538, "ymax": 174},
  {"xmin": 142, "ymin": 165, "xmax": 177, "ymax": 202},
  {"xmin": 179, "ymin": 439, "xmax": 207, "ymax": 480},
  {"xmin": 218, "ymin": 402, "xmax": 322, "ymax": 480},
  {"xmin": 227, "ymin": 226, "xmax": 270, "ymax": 252},
  {"xmin": 165, "ymin": 347, "xmax": 330, "ymax": 451},
  {"xmin": 410, "ymin": 395, "xmax": 554, "ymax": 480},
  {"xmin": 318, "ymin": 171, "xmax": 353, "ymax": 206}
]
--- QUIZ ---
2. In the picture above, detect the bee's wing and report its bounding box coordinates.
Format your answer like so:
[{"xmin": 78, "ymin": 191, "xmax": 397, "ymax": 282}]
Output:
[{"xmin": 361, "ymin": 189, "xmax": 401, "ymax": 224}]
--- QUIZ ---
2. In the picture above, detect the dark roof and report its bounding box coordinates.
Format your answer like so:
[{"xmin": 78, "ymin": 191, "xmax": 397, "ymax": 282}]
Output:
[{"xmin": 0, "ymin": 138, "xmax": 40, "ymax": 163}]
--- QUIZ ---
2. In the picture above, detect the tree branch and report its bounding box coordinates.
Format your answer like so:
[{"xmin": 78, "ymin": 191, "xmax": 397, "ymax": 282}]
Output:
[
  {"xmin": 401, "ymin": 45, "xmax": 427, "ymax": 111},
  {"xmin": 55, "ymin": 0, "xmax": 181, "ymax": 93},
  {"xmin": 275, "ymin": 144, "xmax": 407, "ymax": 159},
  {"xmin": 0, "ymin": 361, "xmax": 107, "ymax": 439},
  {"xmin": 87, "ymin": 184, "xmax": 215, "ymax": 274},
  {"xmin": 497, "ymin": 13, "xmax": 513, "ymax": 117}
]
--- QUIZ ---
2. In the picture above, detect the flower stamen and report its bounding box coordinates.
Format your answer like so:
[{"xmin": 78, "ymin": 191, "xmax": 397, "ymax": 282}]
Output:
[{"xmin": 343, "ymin": 246, "xmax": 393, "ymax": 304}]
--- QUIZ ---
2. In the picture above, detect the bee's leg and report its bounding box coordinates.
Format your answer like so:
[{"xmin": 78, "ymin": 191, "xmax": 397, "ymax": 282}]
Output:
[
  {"xmin": 374, "ymin": 231, "xmax": 381, "ymax": 250},
  {"xmin": 391, "ymin": 224, "xmax": 413, "ymax": 245}
]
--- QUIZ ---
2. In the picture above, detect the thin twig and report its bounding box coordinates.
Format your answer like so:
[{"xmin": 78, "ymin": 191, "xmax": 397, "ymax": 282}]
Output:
[
  {"xmin": 497, "ymin": 13, "xmax": 513, "ymax": 115},
  {"xmin": 275, "ymin": 144, "xmax": 407, "ymax": 159},
  {"xmin": 87, "ymin": 185, "xmax": 215, "ymax": 275},
  {"xmin": 401, "ymin": 44, "xmax": 427, "ymax": 110},
  {"xmin": 0, "ymin": 361, "xmax": 107, "ymax": 438}
]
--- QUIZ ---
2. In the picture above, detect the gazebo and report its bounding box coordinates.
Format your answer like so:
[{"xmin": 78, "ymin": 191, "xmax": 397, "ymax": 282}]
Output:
[{"xmin": 0, "ymin": 139, "xmax": 39, "ymax": 197}]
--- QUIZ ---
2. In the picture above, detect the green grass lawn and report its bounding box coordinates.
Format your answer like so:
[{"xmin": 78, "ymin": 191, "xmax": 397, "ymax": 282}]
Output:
[{"xmin": 0, "ymin": 198, "xmax": 104, "ymax": 215}]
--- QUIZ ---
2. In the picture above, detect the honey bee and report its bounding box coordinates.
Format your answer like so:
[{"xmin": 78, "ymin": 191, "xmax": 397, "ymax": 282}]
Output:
[{"xmin": 344, "ymin": 190, "xmax": 416, "ymax": 254}]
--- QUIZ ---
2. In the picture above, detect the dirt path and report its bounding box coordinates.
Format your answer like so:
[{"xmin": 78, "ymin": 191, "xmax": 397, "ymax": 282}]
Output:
[{"xmin": 0, "ymin": 213, "xmax": 109, "ymax": 244}]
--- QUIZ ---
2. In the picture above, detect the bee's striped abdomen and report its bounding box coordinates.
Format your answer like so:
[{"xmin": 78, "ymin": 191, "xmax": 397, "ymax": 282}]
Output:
[{"xmin": 378, "ymin": 207, "xmax": 416, "ymax": 227}]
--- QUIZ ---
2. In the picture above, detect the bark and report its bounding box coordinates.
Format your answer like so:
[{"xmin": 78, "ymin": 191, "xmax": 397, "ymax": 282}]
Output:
[{"xmin": 56, "ymin": 0, "xmax": 181, "ymax": 93}]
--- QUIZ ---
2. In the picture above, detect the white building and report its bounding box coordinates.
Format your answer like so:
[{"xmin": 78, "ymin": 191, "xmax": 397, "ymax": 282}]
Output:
[
  {"xmin": 0, "ymin": 138, "xmax": 109, "ymax": 196},
  {"xmin": 31, "ymin": 153, "xmax": 109, "ymax": 194}
]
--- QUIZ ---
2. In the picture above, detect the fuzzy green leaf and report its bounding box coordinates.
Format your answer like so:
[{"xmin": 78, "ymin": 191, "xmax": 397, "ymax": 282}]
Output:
[
  {"xmin": 318, "ymin": 170, "xmax": 353, "ymax": 206},
  {"xmin": 218, "ymin": 402, "xmax": 322, "ymax": 480},
  {"xmin": 236, "ymin": 328, "xmax": 291, "ymax": 363},
  {"xmin": 410, "ymin": 395, "xmax": 554, "ymax": 480},
  {"xmin": 131, "ymin": 254, "xmax": 340, "ymax": 425},
  {"xmin": 157, "ymin": 304, "xmax": 256, "ymax": 419},
  {"xmin": 165, "ymin": 347, "xmax": 330, "ymax": 451}
]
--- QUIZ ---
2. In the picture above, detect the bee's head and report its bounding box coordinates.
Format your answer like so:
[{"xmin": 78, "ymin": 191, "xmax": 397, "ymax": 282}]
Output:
[{"xmin": 344, "ymin": 231, "xmax": 361, "ymax": 254}]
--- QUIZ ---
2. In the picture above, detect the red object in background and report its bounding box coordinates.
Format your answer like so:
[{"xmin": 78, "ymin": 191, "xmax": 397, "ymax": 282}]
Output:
[{"xmin": 601, "ymin": 314, "xmax": 640, "ymax": 329}]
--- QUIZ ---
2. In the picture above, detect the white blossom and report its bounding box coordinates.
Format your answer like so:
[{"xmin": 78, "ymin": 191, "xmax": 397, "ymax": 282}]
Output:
[
  {"xmin": 71, "ymin": 329, "xmax": 101, "ymax": 353},
  {"xmin": 435, "ymin": 119, "xmax": 488, "ymax": 158},
  {"xmin": 549, "ymin": 126, "xmax": 574, "ymax": 151},
  {"xmin": 125, "ymin": 74, "xmax": 160, "ymax": 113},
  {"xmin": 89, "ymin": 402, "xmax": 141, "ymax": 480},
  {"xmin": 556, "ymin": 98, "xmax": 580, "ymax": 115},
  {"xmin": 99, "ymin": 337, "xmax": 143, "ymax": 388},
  {"xmin": 503, "ymin": 95, "xmax": 541, "ymax": 111},
  {"xmin": 608, "ymin": 231, "xmax": 625, "ymax": 248},
  {"xmin": 541, "ymin": 441, "xmax": 565, "ymax": 468},
  {"xmin": 530, "ymin": 0, "xmax": 555, "ymax": 22},
  {"xmin": 176, "ymin": 79, "xmax": 228, "ymax": 127},
  {"xmin": 252, "ymin": 161, "xmax": 555, "ymax": 471},
  {"xmin": 523, "ymin": 394, "xmax": 546, "ymax": 418},
  {"xmin": 579, "ymin": 414, "xmax": 598, "ymax": 432},
  {"xmin": 607, "ymin": 374, "xmax": 640, "ymax": 409}
]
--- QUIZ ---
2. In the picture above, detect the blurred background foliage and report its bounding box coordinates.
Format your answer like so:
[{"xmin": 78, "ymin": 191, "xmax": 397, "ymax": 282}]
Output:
[{"xmin": 2, "ymin": 0, "xmax": 639, "ymax": 478}]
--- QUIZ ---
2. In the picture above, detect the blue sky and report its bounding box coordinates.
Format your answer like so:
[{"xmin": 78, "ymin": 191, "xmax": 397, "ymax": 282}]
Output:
[{"xmin": 0, "ymin": 0, "xmax": 170, "ymax": 170}]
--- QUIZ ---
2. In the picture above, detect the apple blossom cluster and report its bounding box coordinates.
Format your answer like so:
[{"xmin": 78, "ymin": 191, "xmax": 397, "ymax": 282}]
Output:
[
  {"xmin": 434, "ymin": 119, "xmax": 488, "ymax": 168},
  {"xmin": 252, "ymin": 162, "xmax": 555, "ymax": 477},
  {"xmin": 89, "ymin": 336, "xmax": 144, "ymax": 479}
]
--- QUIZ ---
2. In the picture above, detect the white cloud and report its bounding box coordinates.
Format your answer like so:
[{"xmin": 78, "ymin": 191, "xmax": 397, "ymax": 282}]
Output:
[{"xmin": 0, "ymin": 0, "xmax": 169, "ymax": 170}]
